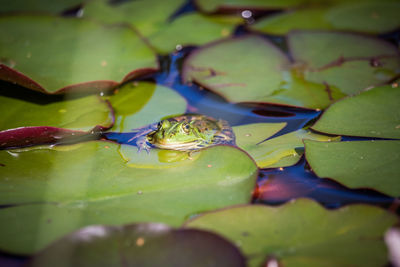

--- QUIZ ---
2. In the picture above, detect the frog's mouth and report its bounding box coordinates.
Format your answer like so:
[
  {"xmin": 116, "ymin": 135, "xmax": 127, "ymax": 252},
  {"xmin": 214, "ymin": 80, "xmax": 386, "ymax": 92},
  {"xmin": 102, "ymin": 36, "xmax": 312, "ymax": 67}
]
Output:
[{"xmin": 154, "ymin": 140, "xmax": 201, "ymax": 151}]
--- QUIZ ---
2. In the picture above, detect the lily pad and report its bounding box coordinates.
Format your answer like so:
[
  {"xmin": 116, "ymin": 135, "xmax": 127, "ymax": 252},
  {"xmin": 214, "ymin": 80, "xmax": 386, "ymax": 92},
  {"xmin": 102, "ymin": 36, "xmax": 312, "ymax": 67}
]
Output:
[
  {"xmin": 0, "ymin": 0, "xmax": 82, "ymax": 14},
  {"xmin": 233, "ymin": 122, "xmax": 339, "ymax": 168},
  {"xmin": 148, "ymin": 13, "xmax": 241, "ymax": 54},
  {"xmin": 288, "ymin": 31, "xmax": 399, "ymax": 70},
  {"xmin": 0, "ymin": 141, "xmax": 257, "ymax": 254},
  {"xmin": 0, "ymin": 92, "xmax": 113, "ymax": 148},
  {"xmin": 185, "ymin": 198, "xmax": 398, "ymax": 267},
  {"xmin": 0, "ymin": 15, "xmax": 158, "ymax": 93},
  {"xmin": 108, "ymin": 82, "xmax": 187, "ymax": 132},
  {"xmin": 183, "ymin": 34, "xmax": 348, "ymax": 109},
  {"xmin": 304, "ymin": 140, "xmax": 400, "ymax": 197},
  {"xmin": 288, "ymin": 31, "xmax": 400, "ymax": 95},
  {"xmin": 327, "ymin": 2, "xmax": 400, "ymax": 33},
  {"xmin": 312, "ymin": 85, "xmax": 400, "ymax": 139},
  {"xmin": 83, "ymin": 0, "xmax": 185, "ymax": 37},
  {"xmin": 195, "ymin": 0, "xmax": 305, "ymax": 13},
  {"xmin": 250, "ymin": 8, "xmax": 332, "ymax": 35},
  {"xmin": 182, "ymin": 35, "xmax": 291, "ymax": 103},
  {"xmin": 261, "ymin": 69, "xmax": 346, "ymax": 109},
  {"xmin": 83, "ymin": 0, "xmax": 241, "ymax": 54},
  {"xmin": 27, "ymin": 223, "xmax": 246, "ymax": 267},
  {"xmin": 250, "ymin": 2, "xmax": 400, "ymax": 35},
  {"xmin": 0, "ymin": 95, "xmax": 112, "ymax": 132}
]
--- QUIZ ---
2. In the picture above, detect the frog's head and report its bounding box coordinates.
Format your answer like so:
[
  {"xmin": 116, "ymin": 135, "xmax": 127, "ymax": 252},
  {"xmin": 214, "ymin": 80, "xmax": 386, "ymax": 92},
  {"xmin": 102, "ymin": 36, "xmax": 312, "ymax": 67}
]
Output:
[{"xmin": 149, "ymin": 119, "xmax": 214, "ymax": 150}]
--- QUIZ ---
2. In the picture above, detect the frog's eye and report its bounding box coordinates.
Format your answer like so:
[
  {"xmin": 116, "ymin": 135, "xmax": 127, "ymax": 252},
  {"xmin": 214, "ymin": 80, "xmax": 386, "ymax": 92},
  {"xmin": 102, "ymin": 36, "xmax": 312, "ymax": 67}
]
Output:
[{"xmin": 182, "ymin": 123, "xmax": 190, "ymax": 133}]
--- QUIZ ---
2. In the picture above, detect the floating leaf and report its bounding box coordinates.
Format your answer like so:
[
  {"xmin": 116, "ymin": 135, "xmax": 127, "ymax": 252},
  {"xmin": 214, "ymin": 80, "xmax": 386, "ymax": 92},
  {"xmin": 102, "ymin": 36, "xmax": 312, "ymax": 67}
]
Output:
[
  {"xmin": 0, "ymin": 15, "xmax": 158, "ymax": 93},
  {"xmin": 182, "ymin": 35, "xmax": 291, "ymax": 103},
  {"xmin": 0, "ymin": 91, "xmax": 113, "ymax": 148},
  {"xmin": 185, "ymin": 198, "xmax": 398, "ymax": 267},
  {"xmin": 107, "ymin": 82, "xmax": 187, "ymax": 132},
  {"xmin": 195, "ymin": 0, "xmax": 305, "ymax": 13},
  {"xmin": 83, "ymin": 0, "xmax": 185, "ymax": 36},
  {"xmin": 0, "ymin": 0, "xmax": 82, "ymax": 14},
  {"xmin": 312, "ymin": 85, "xmax": 400, "ymax": 139},
  {"xmin": 83, "ymin": 0, "xmax": 241, "ymax": 54},
  {"xmin": 233, "ymin": 123, "xmax": 339, "ymax": 168},
  {"xmin": 251, "ymin": 2, "xmax": 400, "ymax": 35},
  {"xmin": 0, "ymin": 142, "xmax": 257, "ymax": 254},
  {"xmin": 288, "ymin": 31, "xmax": 399, "ymax": 69},
  {"xmin": 305, "ymin": 57, "xmax": 400, "ymax": 95},
  {"xmin": 288, "ymin": 31, "xmax": 400, "ymax": 95},
  {"xmin": 261, "ymin": 70, "xmax": 346, "ymax": 109},
  {"xmin": 0, "ymin": 95, "xmax": 112, "ymax": 132},
  {"xmin": 148, "ymin": 13, "xmax": 241, "ymax": 54},
  {"xmin": 27, "ymin": 223, "xmax": 246, "ymax": 267},
  {"xmin": 250, "ymin": 8, "xmax": 332, "ymax": 35},
  {"xmin": 305, "ymin": 140, "xmax": 400, "ymax": 196},
  {"xmin": 326, "ymin": 2, "xmax": 400, "ymax": 33}
]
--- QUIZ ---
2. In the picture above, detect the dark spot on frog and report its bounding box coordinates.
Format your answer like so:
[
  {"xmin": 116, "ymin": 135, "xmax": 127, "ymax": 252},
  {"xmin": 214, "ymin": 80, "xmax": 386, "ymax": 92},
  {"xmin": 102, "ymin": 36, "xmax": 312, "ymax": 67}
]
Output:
[
  {"xmin": 47, "ymin": 219, "xmax": 52, "ymax": 224},
  {"xmin": 0, "ymin": 163, "xmax": 5, "ymax": 167}
]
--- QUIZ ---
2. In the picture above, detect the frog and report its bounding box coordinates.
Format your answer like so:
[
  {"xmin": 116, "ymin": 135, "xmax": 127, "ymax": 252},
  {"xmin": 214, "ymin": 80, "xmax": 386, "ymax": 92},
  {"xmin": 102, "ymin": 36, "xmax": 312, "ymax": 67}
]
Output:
[{"xmin": 128, "ymin": 115, "xmax": 235, "ymax": 153}]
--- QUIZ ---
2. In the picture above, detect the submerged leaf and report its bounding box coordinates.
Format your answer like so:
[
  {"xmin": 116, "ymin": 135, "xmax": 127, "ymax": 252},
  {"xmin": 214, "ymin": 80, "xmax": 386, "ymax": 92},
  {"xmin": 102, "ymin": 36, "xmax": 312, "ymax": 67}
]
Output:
[
  {"xmin": 27, "ymin": 223, "xmax": 246, "ymax": 267},
  {"xmin": 0, "ymin": 142, "xmax": 257, "ymax": 254},
  {"xmin": 185, "ymin": 198, "xmax": 398, "ymax": 267}
]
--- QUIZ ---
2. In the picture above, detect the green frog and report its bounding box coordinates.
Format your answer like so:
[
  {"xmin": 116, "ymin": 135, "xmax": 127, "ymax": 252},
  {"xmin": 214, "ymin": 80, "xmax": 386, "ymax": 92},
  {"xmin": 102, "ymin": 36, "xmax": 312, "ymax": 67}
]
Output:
[{"xmin": 128, "ymin": 115, "xmax": 235, "ymax": 152}]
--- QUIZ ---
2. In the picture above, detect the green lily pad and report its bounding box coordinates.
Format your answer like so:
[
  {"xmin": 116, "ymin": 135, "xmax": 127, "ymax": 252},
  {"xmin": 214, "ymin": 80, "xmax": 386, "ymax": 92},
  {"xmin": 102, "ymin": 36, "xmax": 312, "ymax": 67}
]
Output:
[
  {"xmin": 250, "ymin": 2, "xmax": 400, "ymax": 35},
  {"xmin": 195, "ymin": 0, "xmax": 305, "ymax": 13},
  {"xmin": 250, "ymin": 8, "xmax": 332, "ymax": 35},
  {"xmin": 288, "ymin": 31, "xmax": 400, "ymax": 95},
  {"xmin": 182, "ymin": 35, "xmax": 291, "ymax": 103},
  {"xmin": 305, "ymin": 57, "xmax": 400, "ymax": 95},
  {"xmin": 262, "ymin": 69, "xmax": 346, "ymax": 109},
  {"xmin": 0, "ymin": 141, "xmax": 257, "ymax": 254},
  {"xmin": 305, "ymin": 140, "xmax": 400, "ymax": 197},
  {"xmin": 327, "ymin": 2, "xmax": 400, "ymax": 33},
  {"xmin": 0, "ymin": 94, "xmax": 113, "ymax": 132},
  {"xmin": 148, "ymin": 13, "xmax": 241, "ymax": 54},
  {"xmin": 185, "ymin": 198, "xmax": 398, "ymax": 267},
  {"xmin": 0, "ymin": 15, "xmax": 158, "ymax": 93},
  {"xmin": 234, "ymin": 123, "xmax": 340, "ymax": 168},
  {"xmin": 182, "ymin": 35, "xmax": 348, "ymax": 109},
  {"xmin": 288, "ymin": 31, "xmax": 399, "ymax": 70},
  {"xmin": 27, "ymin": 223, "xmax": 246, "ymax": 267},
  {"xmin": 83, "ymin": 0, "xmax": 185, "ymax": 37},
  {"xmin": 83, "ymin": 0, "xmax": 241, "ymax": 54},
  {"xmin": 312, "ymin": 85, "xmax": 400, "ymax": 139},
  {"xmin": 107, "ymin": 82, "xmax": 187, "ymax": 132},
  {"xmin": 0, "ymin": 0, "xmax": 82, "ymax": 14}
]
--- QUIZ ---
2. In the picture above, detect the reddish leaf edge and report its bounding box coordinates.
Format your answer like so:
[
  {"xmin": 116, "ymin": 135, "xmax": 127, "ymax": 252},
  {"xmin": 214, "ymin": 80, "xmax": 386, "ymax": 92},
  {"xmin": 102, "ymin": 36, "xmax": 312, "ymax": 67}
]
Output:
[
  {"xmin": 0, "ymin": 64, "xmax": 159, "ymax": 95},
  {"xmin": 0, "ymin": 97, "xmax": 115, "ymax": 150},
  {"xmin": 0, "ymin": 126, "xmax": 101, "ymax": 150}
]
